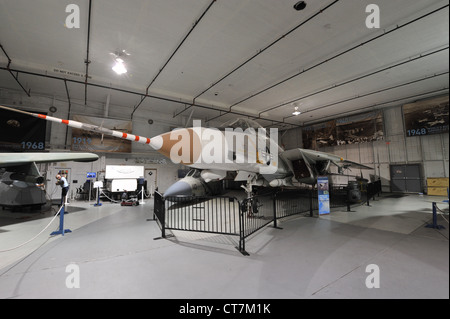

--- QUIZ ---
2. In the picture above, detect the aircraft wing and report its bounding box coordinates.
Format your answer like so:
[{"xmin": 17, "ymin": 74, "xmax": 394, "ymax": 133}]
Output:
[
  {"xmin": 339, "ymin": 159, "xmax": 373, "ymax": 170},
  {"xmin": 277, "ymin": 147, "xmax": 374, "ymax": 184},
  {"xmin": 282, "ymin": 148, "xmax": 342, "ymax": 163},
  {"xmin": 0, "ymin": 152, "xmax": 99, "ymax": 167},
  {"xmin": 282, "ymin": 148, "xmax": 371, "ymax": 169}
]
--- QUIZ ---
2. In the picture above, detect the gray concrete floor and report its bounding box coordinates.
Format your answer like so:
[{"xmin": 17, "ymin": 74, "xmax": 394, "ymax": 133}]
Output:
[{"xmin": 0, "ymin": 193, "xmax": 448, "ymax": 299}]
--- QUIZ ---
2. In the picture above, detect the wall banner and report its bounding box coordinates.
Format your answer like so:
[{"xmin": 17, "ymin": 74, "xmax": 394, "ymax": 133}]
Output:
[
  {"xmin": 302, "ymin": 110, "xmax": 384, "ymax": 149},
  {"xmin": 0, "ymin": 108, "xmax": 46, "ymax": 152},
  {"xmin": 336, "ymin": 111, "xmax": 384, "ymax": 145},
  {"xmin": 403, "ymin": 95, "xmax": 449, "ymax": 137}
]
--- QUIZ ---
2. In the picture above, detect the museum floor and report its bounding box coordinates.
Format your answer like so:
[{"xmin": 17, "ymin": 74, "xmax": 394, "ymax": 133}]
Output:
[{"xmin": 0, "ymin": 193, "xmax": 448, "ymax": 299}]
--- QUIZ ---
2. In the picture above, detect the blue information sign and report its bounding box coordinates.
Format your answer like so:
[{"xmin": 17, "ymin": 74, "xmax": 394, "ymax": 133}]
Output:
[{"xmin": 87, "ymin": 172, "xmax": 96, "ymax": 179}]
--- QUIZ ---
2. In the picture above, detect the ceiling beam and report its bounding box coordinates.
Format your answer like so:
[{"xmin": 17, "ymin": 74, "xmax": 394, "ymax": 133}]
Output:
[{"xmin": 0, "ymin": 43, "xmax": 31, "ymax": 97}]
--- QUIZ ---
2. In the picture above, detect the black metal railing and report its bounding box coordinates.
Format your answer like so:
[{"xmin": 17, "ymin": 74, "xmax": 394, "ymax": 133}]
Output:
[
  {"xmin": 153, "ymin": 191, "xmax": 167, "ymax": 238},
  {"xmin": 164, "ymin": 195, "xmax": 240, "ymax": 236},
  {"xmin": 154, "ymin": 189, "xmax": 316, "ymax": 255},
  {"xmin": 275, "ymin": 189, "xmax": 317, "ymax": 219},
  {"xmin": 153, "ymin": 180, "xmax": 383, "ymax": 255},
  {"xmin": 238, "ymin": 194, "xmax": 277, "ymax": 254}
]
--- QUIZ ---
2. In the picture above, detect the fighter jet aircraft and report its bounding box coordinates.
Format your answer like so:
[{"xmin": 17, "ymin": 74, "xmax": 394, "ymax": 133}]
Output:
[
  {"xmin": 0, "ymin": 105, "xmax": 372, "ymax": 198},
  {"xmin": 0, "ymin": 152, "xmax": 99, "ymax": 209}
]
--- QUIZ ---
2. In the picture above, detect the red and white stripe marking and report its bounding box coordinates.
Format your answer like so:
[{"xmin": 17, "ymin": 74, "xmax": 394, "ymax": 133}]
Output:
[{"xmin": 34, "ymin": 113, "xmax": 161, "ymax": 150}]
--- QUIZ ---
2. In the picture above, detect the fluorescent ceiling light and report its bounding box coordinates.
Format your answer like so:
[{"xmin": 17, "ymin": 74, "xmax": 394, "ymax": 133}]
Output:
[{"xmin": 112, "ymin": 58, "xmax": 127, "ymax": 75}]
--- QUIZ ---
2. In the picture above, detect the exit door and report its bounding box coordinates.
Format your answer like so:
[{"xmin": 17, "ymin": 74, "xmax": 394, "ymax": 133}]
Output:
[{"xmin": 390, "ymin": 164, "xmax": 422, "ymax": 193}]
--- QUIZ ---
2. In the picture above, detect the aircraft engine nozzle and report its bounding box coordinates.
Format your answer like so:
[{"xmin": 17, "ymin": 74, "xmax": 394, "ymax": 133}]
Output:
[
  {"xmin": 35, "ymin": 176, "xmax": 45, "ymax": 184},
  {"xmin": 21, "ymin": 175, "xmax": 45, "ymax": 184}
]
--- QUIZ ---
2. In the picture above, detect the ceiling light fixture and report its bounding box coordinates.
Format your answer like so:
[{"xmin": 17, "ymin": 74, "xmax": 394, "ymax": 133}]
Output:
[
  {"xmin": 292, "ymin": 103, "xmax": 301, "ymax": 116},
  {"xmin": 112, "ymin": 58, "xmax": 127, "ymax": 75},
  {"xmin": 111, "ymin": 50, "xmax": 130, "ymax": 75}
]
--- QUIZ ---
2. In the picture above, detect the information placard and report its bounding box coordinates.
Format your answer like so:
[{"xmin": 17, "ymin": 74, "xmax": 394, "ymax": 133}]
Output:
[
  {"xmin": 317, "ymin": 176, "xmax": 330, "ymax": 215},
  {"xmin": 87, "ymin": 172, "xmax": 96, "ymax": 179}
]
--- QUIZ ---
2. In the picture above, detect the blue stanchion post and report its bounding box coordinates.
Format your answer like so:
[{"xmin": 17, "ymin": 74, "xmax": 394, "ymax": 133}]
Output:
[
  {"xmin": 50, "ymin": 204, "xmax": 72, "ymax": 236},
  {"xmin": 94, "ymin": 187, "xmax": 102, "ymax": 207},
  {"xmin": 425, "ymin": 202, "xmax": 445, "ymax": 230}
]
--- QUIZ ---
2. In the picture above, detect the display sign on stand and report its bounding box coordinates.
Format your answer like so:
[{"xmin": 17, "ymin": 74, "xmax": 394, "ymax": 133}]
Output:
[
  {"xmin": 86, "ymin": 172, "xmax": 96, "ymax": 202},
  {"xmin": 317, "ymin": 176, "xmax": 330, "ymax": 215}
]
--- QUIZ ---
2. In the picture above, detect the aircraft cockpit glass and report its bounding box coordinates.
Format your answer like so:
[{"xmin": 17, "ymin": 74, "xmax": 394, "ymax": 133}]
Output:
[{"xmin": 187, "ymin": 169, "xmax": 201, "ymax": 178}]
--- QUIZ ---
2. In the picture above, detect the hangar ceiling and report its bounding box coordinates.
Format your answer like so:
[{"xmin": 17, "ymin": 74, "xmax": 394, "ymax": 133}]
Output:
[{"xmin": 0, "ymin": 0, "xmax": 448, "ymax": 129}]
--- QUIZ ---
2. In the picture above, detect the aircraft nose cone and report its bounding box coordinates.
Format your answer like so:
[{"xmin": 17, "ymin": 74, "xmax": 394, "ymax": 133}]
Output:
[
  {"xmin": 149, "ymin": 135, "xmax": 163, "ymax": 150},
  {"xmin": 164, "ymin": 181, "xmax": 192, "ymax": 197}
]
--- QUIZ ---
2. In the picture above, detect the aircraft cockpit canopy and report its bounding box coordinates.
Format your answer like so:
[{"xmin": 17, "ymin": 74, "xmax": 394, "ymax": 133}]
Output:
[{"xmin": 186, "ymin": 169, "xmax": 201, "ymax": 178}]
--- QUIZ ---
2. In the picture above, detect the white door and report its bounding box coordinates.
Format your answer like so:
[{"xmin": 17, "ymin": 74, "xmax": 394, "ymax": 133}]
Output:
[{"xmin": 145, "ymin": 169, "xmax": 157, "ymax": 195}]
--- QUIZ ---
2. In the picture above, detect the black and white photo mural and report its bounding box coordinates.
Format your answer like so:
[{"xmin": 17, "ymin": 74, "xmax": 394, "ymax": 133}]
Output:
[{"xmin": 403, "ymin": 95, "xmax": 449, "ymax": 138}]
